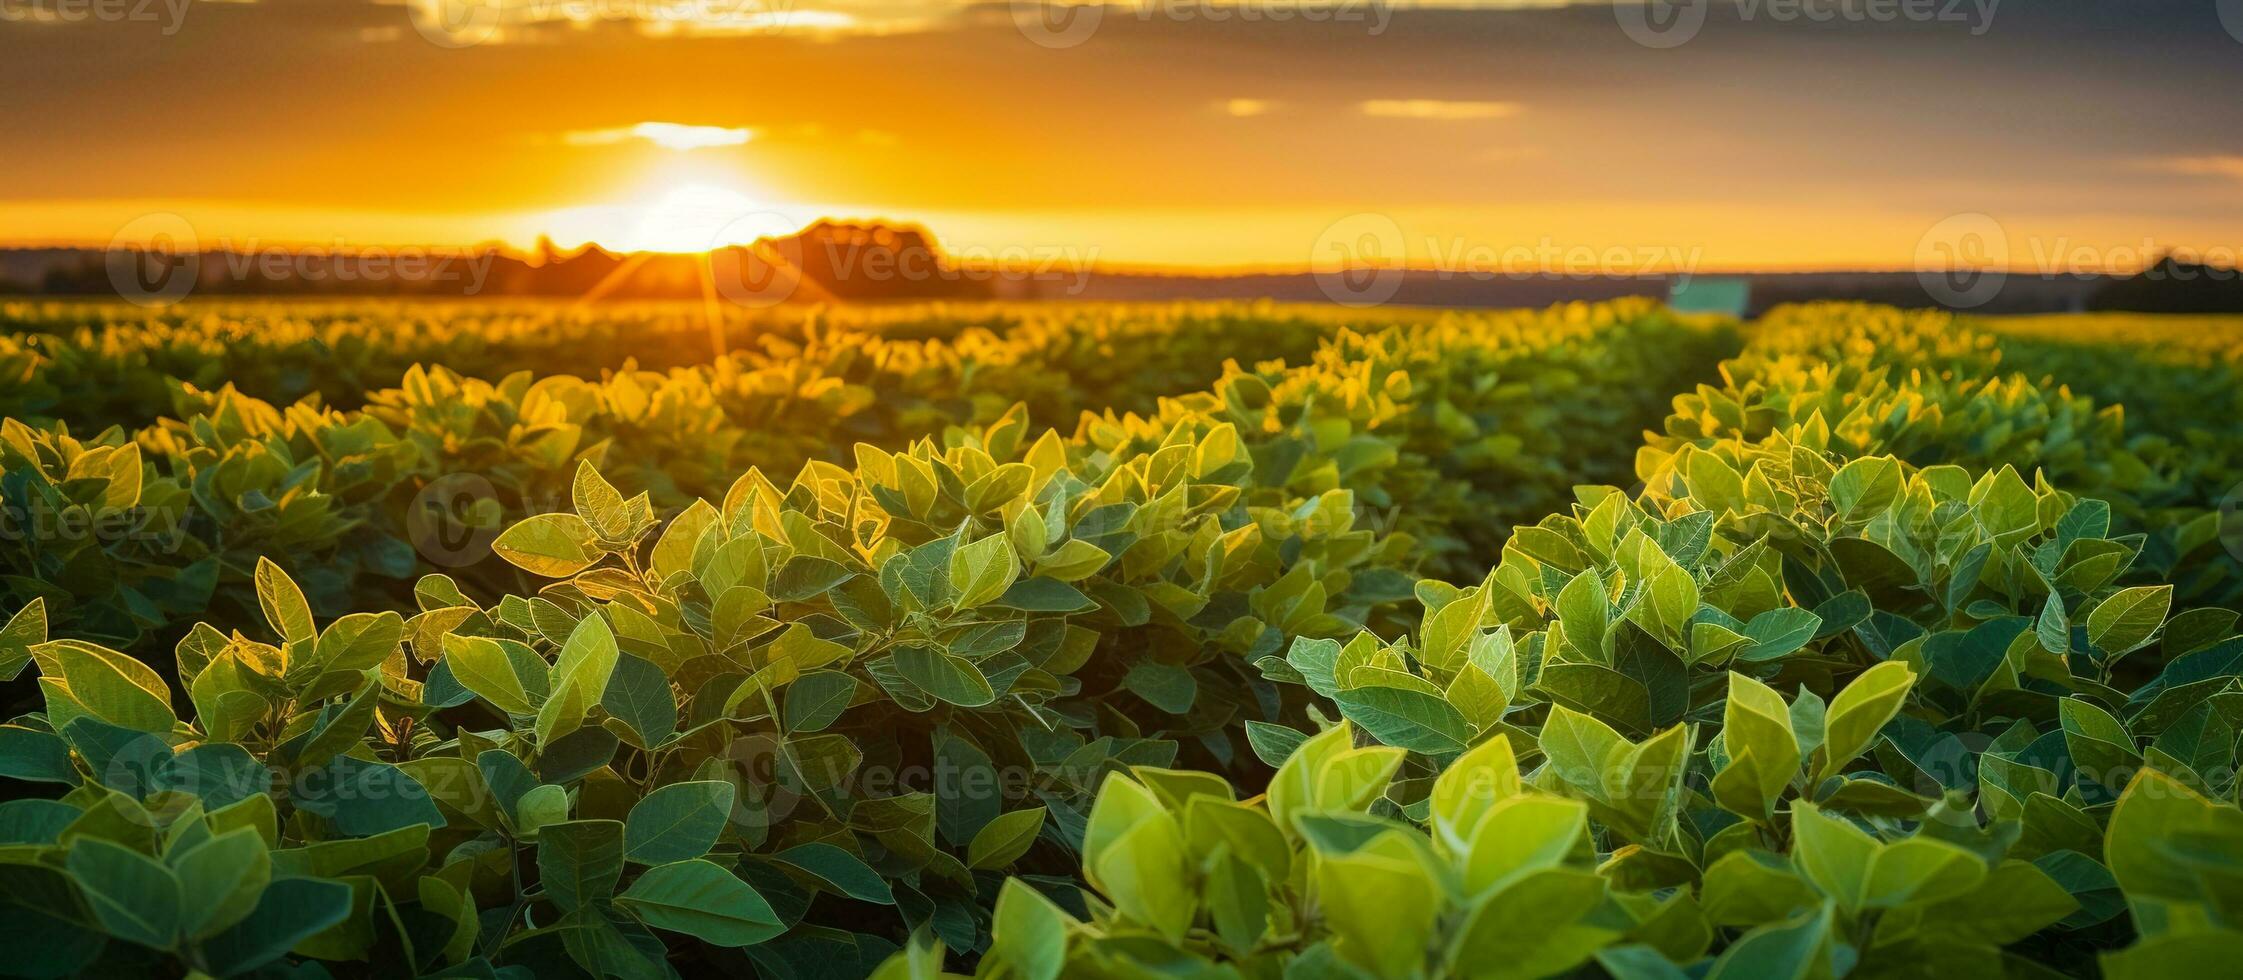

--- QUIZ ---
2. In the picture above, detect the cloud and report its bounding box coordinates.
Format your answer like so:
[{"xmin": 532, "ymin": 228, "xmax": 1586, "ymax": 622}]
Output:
[
  {"xmin": 388, "ymin": 0, "xmax": 956, "ymax": 44},
  {"xmin": 563, "ymin": 122, "xmax": 755, "ymax": 151},
  {"xmin": 1219, "ymin": 98, "xmax": 1275, "ymax": 117},
  {"xmin": 1360, "ymin": 99, "xmax": 1521, "ymax": 121},
  {"xmin": 2148, "ymin": 156, "xmax": 2243, "ymax": 182}
]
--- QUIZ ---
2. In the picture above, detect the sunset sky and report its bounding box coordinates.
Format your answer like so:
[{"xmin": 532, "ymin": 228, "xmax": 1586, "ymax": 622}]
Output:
[{"xmin": 5, "ymin": 0, "xmax": 2241, "ymax": 270}]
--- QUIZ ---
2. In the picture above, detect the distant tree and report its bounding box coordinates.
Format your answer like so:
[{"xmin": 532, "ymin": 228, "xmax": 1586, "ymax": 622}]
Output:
[{"xmin": 2089, "ymin": 255, "xmax": 2243, "ymax": 313}]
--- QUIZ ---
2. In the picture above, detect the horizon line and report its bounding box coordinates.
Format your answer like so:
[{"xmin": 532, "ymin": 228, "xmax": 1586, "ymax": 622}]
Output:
[{"xmin": 1, "ymin": 239, "xmax": 2224, "ymax": 281}]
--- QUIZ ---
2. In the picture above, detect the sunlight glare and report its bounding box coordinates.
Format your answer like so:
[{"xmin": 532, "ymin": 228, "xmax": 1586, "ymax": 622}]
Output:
[
  {"xmin": 629, "ymin": 183, "xmax": 755, "ymax": 253},
  {"xmin": 540, "ymin": 175, "xmax": 802, "ymax": 254}
]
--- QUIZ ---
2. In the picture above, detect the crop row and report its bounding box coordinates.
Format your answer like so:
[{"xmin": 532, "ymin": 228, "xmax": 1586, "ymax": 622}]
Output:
[
  {"xmin": 0, "ymin": 301, "xmax": 1403, "ymax": 433},
  {"xmin": 3, "ymin": 302, "xmax": 2238, "ymax": 979},
  {"xmin": 0, "ymin": 300, "xmax": 1730, "ymax": 664},
  {"xmin": 938, "ymin": 303, "xmax": 2243, "ymax": 977}
]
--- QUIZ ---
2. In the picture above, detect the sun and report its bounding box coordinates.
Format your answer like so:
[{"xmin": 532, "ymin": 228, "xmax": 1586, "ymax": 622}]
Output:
[
  {"xmin": 615, "ymin": 183, "xmax": 769, "ymax": 254},
  {"xmin": 538, "ymin": 168, "xmax": 803, "ymax": 255}
]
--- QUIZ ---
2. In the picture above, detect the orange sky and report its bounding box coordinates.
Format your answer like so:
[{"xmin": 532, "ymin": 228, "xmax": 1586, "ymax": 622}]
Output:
[{"xmin": 4, "ymin": 0, "xmax": 2241, "ymax": 271}]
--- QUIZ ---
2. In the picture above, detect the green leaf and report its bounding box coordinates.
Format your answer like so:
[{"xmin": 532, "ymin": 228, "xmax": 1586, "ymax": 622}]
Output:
[
  {"xmin": 769, "ymin": 555, "xmax": 856, "ymax": 602},
  {"xmin": 1713, "ymin": 673, "xmax": 1798, "ymax": 822},
  {"xmin": 0, "ymin": 799, "xmax": 78, "ymax": 846},
  {"xmin": 991, "ymin": 577, "xmax": 1096, "ymax": 613},
  {"xmin": 314, "ymin": 611, "xmax": 403, "ymax": 673},
  {"xmin": 616, "ymin": 859, "xmax": 784, "ymax": 948},
  {"xmin": 1123, "ymin": 661, "xmax": 1197, "ymax": 715},
  {"xmin": 198, "ymin": 877, "xmax": 354, "ymax": 976},
  {"xmin": 1431, "ymin": 734, "xmax": 1521, "ymax": 856},
  {"xmin": 0, "ymin": 725, "xmax": 79, "ymax": 785},
  {"xmin": 67, "ymin": 836, "xmax": 182, "ymax": 949},
  {"xmin": 651, "ymin": 499, "xmax": 717, "ymax": 582},
  {"xmin": 1704, "ymin": 905, "xmax": 1832, "ymax": 980},
  {"xmin": 1815, "ymin": 661, "xmax": 1915, "ymax": 783},
  {"xmin": 989, "ymin": 878, "xmax": 1072, "ymax": 980},
  {"xmin": 1205, "ymin": 850, "xmax": 1271, "ymax": 954},
  {"xmin": 603, "ymin": 653, "xmax": 678, "ymax": 748},
  {"xmin": 2105, "ymin": 769, "xmax": 2229, "ymax": 905},
  {"xmin": 2037, "ymin": 595, "xmax": 2071, "ymax": 655},
  {"xmin": 1907, "ymin": 860, "xmax": 2075, "ymax": 944},
  {"xmin": 52, "ymin": 641, "xmax": 174, "ymax": 733},
  {"xmin": 477, "ymin": 749, "xmax": 540, "ymax": 824},
  {"xmin": 492, "ymin": 512, "xmax": 600, "ymax": 578},
  {"xmin": 2059, "ymin": 698, "xmax": 2140, "ymax": 790},
  {"xmin": 892, "ymin": 647, "xmax": 995, "ymax": 707},
  {"xmin": 1537, "ymin": 705, "xmax": 1626, "ymax": 799},
  {"xmin": 1285, "ymin": 636, "xmax": 1342, "ymax": 700},
  {"xmin": 1685, "ymin": 450, "xmax": 1747, "ymax": 516},
  {"xmin": 1333, "ymin": 684, "xmax": 1472, "ymax": 755},
  {"xmin": 1245, "ymin": 721, "xmax": 1310, "ymax": 768},
  {"xmin": 1790, "ymin": 804, "xmax": 1876, "ymax": 913},
  {"xmin": 573, "ymin": 459, "xmax": 631, "ymax": 539},
  {"xmin": 1860, "ymin": 836, "xmax": 1985, "ymax": 910},
  {"xmin": 1448, "ymin": 868, "xmax": 1613, "ymax": 979},
  {"xmin": 539, "ymin": 612, "xmax": 621, "ymax": 743},
  {"xmin": 1830, "ymin": 457, "xmax": 1901, "ymax": 522},
  {"xmin": 1557, "ymin": 570, "xmax": 1610, "ymax": 655},
  {"xmin": 0, "ymin": 599, "xmax": 47, "ymax": 682},
  {"xmin": 948, "ymin": 532, "xmax": 1019, "ymax": 609},
  {"xmin": 774, "ymin": 842, "xmax": 895, "ymax": 904},
  {"xmin": 767, "ymin": 622, "xmax": 851, "ymax": 673},
  {"xmin": 968, "ymin": 807, "xmax": 1047, "ymax": 869},
  {"xmin": 518, "ymin": 783, "xmax": 571, "ymax": 837},
  {"xmin": 442, "ymin": 634, "xmax": 533, "ymax": 716},
  {"xmin": 294, "ymin": 756, "xmax": 447, "ymax": 837},
  {"xmin": 171, "ymin": 827, "xmax": 270, "ymax": 939},
  {"xmin": 626, "ymin": 781, "xmax": 736, "ymax": 865},
  {"xmin": 2086, "ymin": 585, "xmax": 2171, "ymax": 659},
  {"xmin": 1317, "ymin": 846, "xmax": 1440, "ymax": 976},
  {"xmin": 255, "ymin": 557, "xmax": 316, "ymax": 649},
  {"xmin": 1970, "ymin": 465, "xmax": 2040, "ymax": 542},
  {"xmin": 1642, "ymin": 563, "xmax": 1700, "ymax": 641},
  {"xmin": 0, "ymin": 898, "xmax": 103, "ymax": 977},
  {"xmin": 783, "ymin": 670, "xmax": 856, "ymax": 734},
  {"xmin": 1702, "ymin": 850, "xmax": 1818, "ymax": 927},
  {"xmin": 294, "ymin": 679, "xmax": 379, "ymax": 770},
  {"xmin": 555, "ymin": 906, "xmax": 667, "ymax": 980},
  {"xmin": 1096, "ymin": 811, "xmax": 1195, "ymax": 942},
  {"xmin": 1738, "ymin": 608, "xmax": 1822, "ymax": 663},
  {"xmin": 1085, "ymin": 771, "xmax": 1168, "ymax": 887},
  {"xmin": 934, "ymin": 728, "xmax": 1000, "ymax": 847},
  {"xmin": 2102, "ymin": 930, "xmax": 2243, "ymax": 979},
  {"xmin": 1461, "ymin": 796, "xmax": 1590, "ymax": 896},
  {"xmin": 540, "ymin": 820, "xmax": 626, "ymax": 914}
]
